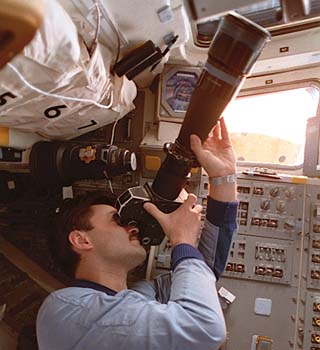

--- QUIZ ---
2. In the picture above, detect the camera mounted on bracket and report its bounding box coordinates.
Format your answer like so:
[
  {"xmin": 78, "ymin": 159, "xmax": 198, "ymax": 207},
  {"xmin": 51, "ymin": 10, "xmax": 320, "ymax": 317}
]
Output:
[{"xmin": 30, "ymin": 141, "xmax": 136, "ymax": 186}]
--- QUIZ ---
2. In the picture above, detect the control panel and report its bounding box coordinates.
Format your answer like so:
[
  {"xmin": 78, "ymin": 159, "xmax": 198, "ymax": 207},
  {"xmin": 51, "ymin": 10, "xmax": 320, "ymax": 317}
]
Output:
[
  {"xmin": 304, "ymin": 293, "xmax": 320, "ymax": 350},
  {"xmin": 301, "ymin": 184, "xmax": 320, "ymax": 350},
  {"xmin": 220, "ymin": 175, "xmax": 305, "ymax": 349},
  {"xmin": 224, "ymin": 237, "xmax": 293, "ymax": 285},
  {"xmin": 151, "ymin": 171, "xmax": 320, "ymax": 350},
  {"xmin": 200, "ymin": 173, "xmax": 304, "ymax": 241}
]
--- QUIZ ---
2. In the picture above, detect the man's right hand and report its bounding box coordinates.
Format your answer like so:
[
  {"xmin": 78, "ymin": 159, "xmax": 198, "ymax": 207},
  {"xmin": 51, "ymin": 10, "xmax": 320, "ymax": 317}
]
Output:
[{"xmin": 143, "ymin": 194, "xmax": 202, "ymax": 248}]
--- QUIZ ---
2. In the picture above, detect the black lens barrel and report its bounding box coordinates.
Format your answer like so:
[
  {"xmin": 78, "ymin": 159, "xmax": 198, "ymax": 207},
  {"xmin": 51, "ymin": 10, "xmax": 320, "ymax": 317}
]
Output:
[
  {"xmin": 30, "ymin": 141, "xmax": 136, "ymax": 186},
  {"xmin": 207, "ymin": 12, "xmax": 271, "ymax": 77},
  {"xmin": 152, "ymin": 12, "xmax": 270, "ymax": 200},
  {"xmin": 177, "ymin": 13, "xmax": 270, "ymax": 149}
]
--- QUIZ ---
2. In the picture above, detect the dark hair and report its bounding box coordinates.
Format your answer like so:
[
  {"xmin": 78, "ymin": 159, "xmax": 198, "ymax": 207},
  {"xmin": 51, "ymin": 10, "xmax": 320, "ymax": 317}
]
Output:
[{"xmin": 50, "ymin": 191, "xmax": 116, "ymax": 278}]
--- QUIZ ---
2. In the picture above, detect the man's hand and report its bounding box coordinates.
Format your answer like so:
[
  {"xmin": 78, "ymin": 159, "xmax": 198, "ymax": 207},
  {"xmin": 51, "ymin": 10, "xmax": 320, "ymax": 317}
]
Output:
[
  {"xmin": 143, "ymin": 194, "xmax": 202, "ymax": 248},
  {"xmin": 190, "ymin": 117, "xmax": 236, "ymax": 178},
  {"xmin": 190, "ymin": 117, "xmax": 237, "ymax": 202}
]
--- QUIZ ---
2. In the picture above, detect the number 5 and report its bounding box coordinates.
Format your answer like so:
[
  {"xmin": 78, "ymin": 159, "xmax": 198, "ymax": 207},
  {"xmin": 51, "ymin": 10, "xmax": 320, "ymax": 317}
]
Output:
[{"xmin": 0, "ymin": 92, "xmax": 17, "ymax": 106}]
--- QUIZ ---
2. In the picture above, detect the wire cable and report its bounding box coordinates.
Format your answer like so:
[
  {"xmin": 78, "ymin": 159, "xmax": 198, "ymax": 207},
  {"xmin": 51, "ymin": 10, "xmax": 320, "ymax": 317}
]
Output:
[
  {"xmin": 95, "ymin": 0, "xmax": 123, "ymax": 66},
  {"xmin": 7, "ymin": 63, "xmax": 114, "ymax": 109},
  {"xmin": 89, "ymin": 2, "xmax": 101, "ymax": 56},
  {"xmin": 110, "ymin": 114, "xmax": 121, "ymax": 145},
  {"xmin": 108, "ymin": 179, "xmax": 114, "ymax": 194}
]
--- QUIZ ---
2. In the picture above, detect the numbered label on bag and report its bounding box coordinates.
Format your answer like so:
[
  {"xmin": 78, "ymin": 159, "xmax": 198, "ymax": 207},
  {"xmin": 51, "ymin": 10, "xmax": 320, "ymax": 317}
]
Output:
[
  {"xmin": 44, "ymin": 105, "xmax": 68, "ymax": 119},
  {"xmin": 78, "ymin": 119, "xmax": 97, "ymax": 130},
  {"xmin": 0, "ymin": 91, "xmax": 18, "ymax": 107}
]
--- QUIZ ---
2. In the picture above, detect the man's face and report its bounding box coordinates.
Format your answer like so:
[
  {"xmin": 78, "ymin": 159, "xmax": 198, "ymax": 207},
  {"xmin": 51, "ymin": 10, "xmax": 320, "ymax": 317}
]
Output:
[{"xmin": 85, "ymin": 204, "xmax": 147, "ymax": 270}]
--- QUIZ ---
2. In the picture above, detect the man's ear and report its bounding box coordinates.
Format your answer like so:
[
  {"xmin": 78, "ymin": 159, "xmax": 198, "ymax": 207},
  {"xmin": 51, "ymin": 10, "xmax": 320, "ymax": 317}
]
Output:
[{"xmin": 69, "ymin": 230, "xmax": 93, "ymax": 252}]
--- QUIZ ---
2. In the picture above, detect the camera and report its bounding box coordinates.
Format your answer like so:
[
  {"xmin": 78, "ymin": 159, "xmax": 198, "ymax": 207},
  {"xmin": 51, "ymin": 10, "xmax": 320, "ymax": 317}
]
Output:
[
  {"xmin": 115, "ymin": 182, "xmax": 181, "ymax": 246},
  {"xmin": 30, "ymin": 141, "xmax": 136, "ymax": 186},
  {"xmin": 117, "ymin": 12, "xmax": 270, "ymax": 245}
]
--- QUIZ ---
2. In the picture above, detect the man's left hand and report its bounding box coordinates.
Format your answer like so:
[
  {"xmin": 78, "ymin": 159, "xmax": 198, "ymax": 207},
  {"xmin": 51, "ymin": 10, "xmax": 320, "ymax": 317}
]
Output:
[{"xmin": 190, "ymin": 117, "xmax": 236, "ymax": 178}]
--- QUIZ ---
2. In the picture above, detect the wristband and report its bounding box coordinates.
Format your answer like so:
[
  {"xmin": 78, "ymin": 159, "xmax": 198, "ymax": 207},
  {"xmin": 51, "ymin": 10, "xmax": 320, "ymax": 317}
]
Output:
[{"xmin": 209, "ymin": 173, "xmax": 237, "ymax": 186}]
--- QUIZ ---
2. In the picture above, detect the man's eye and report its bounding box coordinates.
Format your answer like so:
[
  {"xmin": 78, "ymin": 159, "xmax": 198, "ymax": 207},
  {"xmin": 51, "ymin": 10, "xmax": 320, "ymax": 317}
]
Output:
[{"xmin": 113, "ymin": 213, "xmax": 121, "ymax": 225}]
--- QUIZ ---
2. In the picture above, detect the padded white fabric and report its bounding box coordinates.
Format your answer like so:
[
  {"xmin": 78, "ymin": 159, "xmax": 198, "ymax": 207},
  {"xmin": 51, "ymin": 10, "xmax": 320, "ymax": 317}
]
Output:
[{"xmin": 0, "ymin": 0, "xmax": 136, "ymax": 140}]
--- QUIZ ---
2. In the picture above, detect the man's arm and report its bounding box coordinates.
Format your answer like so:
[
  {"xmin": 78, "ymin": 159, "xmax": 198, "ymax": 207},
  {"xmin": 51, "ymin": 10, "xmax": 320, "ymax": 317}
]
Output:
[
  {"xmin": 192, "ymin": 117, "xmax": 238, "ymax": 278},
  {"xmin": 199, "ymin": 197, "xmax": 238, "ymax": 278},
  {"xmin": 130, "ymin": 245, "xmax": 226, "ymax": 349},
  {"xmin": 135, "ymin": 117, "xmax": 238, "ymax": 301},
  {"xmin": 37, "ymin": 258, "xmax": 226, "ymax": 350}
]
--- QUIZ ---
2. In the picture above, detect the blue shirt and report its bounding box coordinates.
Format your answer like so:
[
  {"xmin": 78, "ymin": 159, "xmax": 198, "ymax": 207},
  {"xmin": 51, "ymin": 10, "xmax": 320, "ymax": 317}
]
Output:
[{"xmin": 36, "ymin": 197, "xmax": 238, "ymax": 350}]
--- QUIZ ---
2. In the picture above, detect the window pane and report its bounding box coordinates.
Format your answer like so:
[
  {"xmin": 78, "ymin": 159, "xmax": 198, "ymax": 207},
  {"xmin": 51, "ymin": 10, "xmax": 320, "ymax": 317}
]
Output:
[{"xmin": 223, "ymin": 87, "xmax": 319, "ymax": 167}]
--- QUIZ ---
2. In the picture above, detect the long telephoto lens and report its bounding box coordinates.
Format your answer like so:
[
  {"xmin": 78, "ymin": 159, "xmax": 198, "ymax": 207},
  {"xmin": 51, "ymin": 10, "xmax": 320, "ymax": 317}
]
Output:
[
  {"xmin": 152, "ymin": 12, "xmax": 270, "ymax": 200},
  {"xmin": 177, "ymin": 12, "xmax": 270, "ymax": 148},
  {"xmin": 30, "ymin": 141, "xmax": 137, "ymax": 186}
]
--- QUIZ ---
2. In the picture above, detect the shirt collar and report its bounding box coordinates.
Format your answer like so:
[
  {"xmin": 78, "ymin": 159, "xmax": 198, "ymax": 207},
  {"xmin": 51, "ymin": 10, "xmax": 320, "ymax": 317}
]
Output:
[{"xmin": 72, "ymin": 279, "xmax": 117, "ymax": 296}]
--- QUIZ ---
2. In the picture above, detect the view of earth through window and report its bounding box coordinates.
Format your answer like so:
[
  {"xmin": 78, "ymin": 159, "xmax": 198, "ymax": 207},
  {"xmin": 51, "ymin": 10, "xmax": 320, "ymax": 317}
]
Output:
[{"xmin": 223, "ymin": 87, "xmax": 320, "ymax": 167}]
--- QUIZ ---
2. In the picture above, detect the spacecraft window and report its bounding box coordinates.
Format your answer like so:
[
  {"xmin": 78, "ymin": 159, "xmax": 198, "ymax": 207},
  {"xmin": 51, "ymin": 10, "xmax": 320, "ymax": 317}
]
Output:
[
  {"xmin": 192, "ymin": 0, "xmax": 320, "ymax": 48},
  {"xmin": 193, "ymin": 0, "xmax": 281, "ymax": 47},
  {"xmin": 223, "ymin": 86, "xmax": 319, "ymax": 168}
]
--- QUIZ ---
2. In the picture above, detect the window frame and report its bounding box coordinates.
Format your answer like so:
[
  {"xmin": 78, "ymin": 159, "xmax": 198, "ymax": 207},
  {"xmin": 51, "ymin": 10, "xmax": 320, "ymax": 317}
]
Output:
[{"xmin": 227, "ymin": 80, "xmax": 320, "ymax": 170}]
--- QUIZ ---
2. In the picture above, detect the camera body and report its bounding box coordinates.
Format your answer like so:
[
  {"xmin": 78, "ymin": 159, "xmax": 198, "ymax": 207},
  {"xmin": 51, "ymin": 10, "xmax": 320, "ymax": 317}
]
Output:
[{"xmin": 115, "ymin": 182, "xmax": 181, "ymax": 246}]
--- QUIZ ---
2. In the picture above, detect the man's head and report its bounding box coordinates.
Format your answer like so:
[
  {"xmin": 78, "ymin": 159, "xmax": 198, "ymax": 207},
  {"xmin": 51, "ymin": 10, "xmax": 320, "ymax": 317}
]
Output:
[{"xmin": 51, "ymin": 192, "xmax": 147, "ymax": 278}]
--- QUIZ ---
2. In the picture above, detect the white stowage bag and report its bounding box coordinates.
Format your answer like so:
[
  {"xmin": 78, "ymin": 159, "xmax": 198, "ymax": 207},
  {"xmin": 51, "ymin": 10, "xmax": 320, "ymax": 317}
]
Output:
[{"xmin": 0, "ymin": 0, "xmax": 137, "ymax": 140}]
